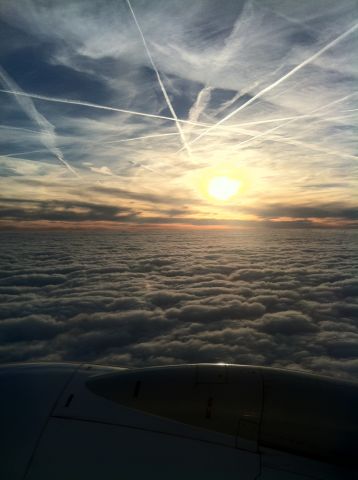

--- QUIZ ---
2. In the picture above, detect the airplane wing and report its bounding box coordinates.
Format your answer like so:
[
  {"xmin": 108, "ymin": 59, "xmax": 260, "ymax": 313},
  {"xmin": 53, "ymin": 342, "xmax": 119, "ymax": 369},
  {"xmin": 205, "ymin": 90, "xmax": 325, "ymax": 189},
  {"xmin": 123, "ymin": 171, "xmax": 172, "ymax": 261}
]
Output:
[{"xmin": 0, "ymin": 363, "xmax": 357, "ymax": 479}]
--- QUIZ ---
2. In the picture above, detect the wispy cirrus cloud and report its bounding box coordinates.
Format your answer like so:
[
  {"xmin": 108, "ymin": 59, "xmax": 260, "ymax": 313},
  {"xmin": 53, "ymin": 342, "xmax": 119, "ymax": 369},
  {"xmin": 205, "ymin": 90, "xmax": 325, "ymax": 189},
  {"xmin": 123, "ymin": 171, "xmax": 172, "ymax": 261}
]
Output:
[
  {"xmin": 0, "ymin": 0, "xmax": 357, "ymax": 227},
  {"xmin": 0, "ymin": 66, "xmax": 78, "ymax": 176}
]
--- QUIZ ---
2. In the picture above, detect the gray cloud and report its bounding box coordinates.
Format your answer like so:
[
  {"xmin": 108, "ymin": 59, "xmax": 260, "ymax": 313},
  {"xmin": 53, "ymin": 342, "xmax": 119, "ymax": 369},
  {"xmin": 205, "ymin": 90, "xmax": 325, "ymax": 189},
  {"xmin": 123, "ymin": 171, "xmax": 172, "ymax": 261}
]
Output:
[
  {"xmin": 0, "ymin": 198, "xmax": 137, "ymax": 222},
  {"xmin": 254, "ymin": 203, "xmax": 358, "ymax": 221},
  {"xmin": 256, "ymin": 310, "xmax": 319, "ymax": 334},
  {"xmin": 0, "ymin": 314, "xmax": 63, "ymax": 342},
  {"xmin": 0, "ymin": 229, "xmax": 357, "ymax": 380},
  {"xmin": 1, "ymin": 195, "xmax": 357, "ymax": 226}
]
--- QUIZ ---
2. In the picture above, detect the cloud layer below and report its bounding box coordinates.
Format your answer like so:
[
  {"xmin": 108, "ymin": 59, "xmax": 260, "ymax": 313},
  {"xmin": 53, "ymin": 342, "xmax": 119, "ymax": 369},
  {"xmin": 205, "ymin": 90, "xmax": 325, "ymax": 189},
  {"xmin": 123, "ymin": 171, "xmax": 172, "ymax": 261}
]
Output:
[{"xmin": 1, "ymin": 229, "xmax": 357, "ymax": 380}]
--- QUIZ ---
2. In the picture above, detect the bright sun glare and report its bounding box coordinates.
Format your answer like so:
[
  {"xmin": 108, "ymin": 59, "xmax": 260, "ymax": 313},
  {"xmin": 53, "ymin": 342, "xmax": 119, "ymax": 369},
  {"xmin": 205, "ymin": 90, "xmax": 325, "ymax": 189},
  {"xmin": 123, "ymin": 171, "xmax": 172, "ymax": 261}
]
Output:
[{"xmin": 207, "ymin": 176, "xmax": 241, "ymax": 201}]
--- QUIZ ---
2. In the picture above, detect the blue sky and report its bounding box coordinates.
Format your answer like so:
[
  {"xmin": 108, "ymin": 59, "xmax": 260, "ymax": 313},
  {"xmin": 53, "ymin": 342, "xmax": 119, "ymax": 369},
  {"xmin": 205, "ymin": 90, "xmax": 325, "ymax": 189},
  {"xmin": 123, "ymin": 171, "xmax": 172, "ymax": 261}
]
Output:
[{"xmin": 0, "ymin": 0, "xmax": 358, "ymax": 228}]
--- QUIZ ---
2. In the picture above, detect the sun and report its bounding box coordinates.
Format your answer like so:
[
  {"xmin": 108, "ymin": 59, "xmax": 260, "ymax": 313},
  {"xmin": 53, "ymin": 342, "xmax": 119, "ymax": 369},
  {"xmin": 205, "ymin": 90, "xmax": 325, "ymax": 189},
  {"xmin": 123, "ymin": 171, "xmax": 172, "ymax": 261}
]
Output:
[
  {"xmin": 193, "ymin": 164, "xmax": 248, "ymax": 203},
  {"xmin": 207, "ymin": 175, "xmax": 241, "ymax": 201}
]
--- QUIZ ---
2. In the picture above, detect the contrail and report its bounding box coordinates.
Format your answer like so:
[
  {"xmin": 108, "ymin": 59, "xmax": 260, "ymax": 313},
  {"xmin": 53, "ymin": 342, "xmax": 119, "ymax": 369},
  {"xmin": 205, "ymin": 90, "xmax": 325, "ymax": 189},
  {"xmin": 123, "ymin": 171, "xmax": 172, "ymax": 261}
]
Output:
[
  {"xmin": 231, "ymin": 92, "xmax": 358, "ymax": 151},
  {"xmin": 285, "ymin": 112, "xmax": 358, "ymax": 138},
  {"xmin": 0, "ymin": 88, "xmax": 216, "ymax": 130},
  {"xmin": 0, "ymin": 66, "xmax": 78, "ymax": 176},
  {"xmin": 3, "ymin": 109, "xmax": 354, "ymax": 161},
  {"xmin": 99, "ymin": 128, "xmax": 227, "ymax": 147},
  {"xmin": 0, "ymin": 89, "xmax": 270, "ymax": 134},
  {"xmin": 188, "ymin": 87, "xmax": 213, "ymax": 125},
  {"xmin": 103, "ymin": 132, "xmax": 182, "ymax": 145},
  {"xmin": 187, "ymin": 122, "xmax": 358, "ymax": 160},
  {"xmin": 189, "ymin": 95, "xmax": 358, "ymax": 162},
  {"xmin": 0, "ymin": 148, "xmax": 54, "ymax": 158},
  {"xmin": 184, "ymin": 4, "xmax": 251, "ymax": 136},
  {"xmin": 0, "ymin": 124, "xmax": 49, "ymax": 136},
  {"xmin": 229, "ymin": 109, "xmax": 357, "ymax": 128},
  {"xmin": 128, "ymin": 159, "xmax": 166, "ymax": 176},
  {"xmin": 125, "ymin": 0, "xmax": 191, "ymax": 156},
  {"xmin": 190, "ymin": 126, "xmax": 358, "ymax": 162},
  {"xmin": 177, "ymin": 21, "xmax": 358, "ymax": 151},
  {"xmin": 186, "ymin": 87, "xmax": 213, "ymax": 140},
  {"xmin": 0, "ymin": 130, "xmax": 210, "ymax": 160},
  {"xmin": 0, "ymin": 154, "xmax": 42, "ymax": 163},
  {"xmin": 279, "ymin": 138, "xmax": 358, "ymax": 161}
]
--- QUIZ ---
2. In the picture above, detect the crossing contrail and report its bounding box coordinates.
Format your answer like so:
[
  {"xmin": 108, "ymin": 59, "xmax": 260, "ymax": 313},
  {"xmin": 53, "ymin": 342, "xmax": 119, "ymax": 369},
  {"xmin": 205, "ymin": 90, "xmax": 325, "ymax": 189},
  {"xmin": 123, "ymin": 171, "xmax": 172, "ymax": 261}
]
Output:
[
  {"xmin": 1, "ymin": 89, "xmax": 283, "ymax": 134},
  {"xmin": 229, "ymin": 109, "xmax": 358, "ymax": 128},
  {"xmin": 2, "ymin": 107, "xmax": 355, "ymax": 161},
  {"xmin": 0, "ymin": 88, "xmax": 218, "ymax": 131},
  {"xmin": 0, "ymin": 124, "xmax": 49, "ymax": 136},
  {"xmin": 128, "ymin": 159, "xmax": 166, "ymax": 176},
  {"xmin": 177, "ymin": 21, "xmax": 358, "ymax": 152},
  {"xmin": 189, "ymin": 121, "xmax": 358, "ymax": 160},
  {"xmin": 0, "ymin": 66, "xmax": 79, "ymax": 176},
  {"xmin": 125, "ymin": 0, "xmax": 191, "ymax": 157},
  {"xmin": 189, "ymin": 93, "xmax": 358, "ymax": 162},
  {"xmin": 0, "ymin": 130, "xmax": 212, "ymax": 161},
  {"xmin": 230, "ymin": 93, "xmax": 358, "ymax": 151}
]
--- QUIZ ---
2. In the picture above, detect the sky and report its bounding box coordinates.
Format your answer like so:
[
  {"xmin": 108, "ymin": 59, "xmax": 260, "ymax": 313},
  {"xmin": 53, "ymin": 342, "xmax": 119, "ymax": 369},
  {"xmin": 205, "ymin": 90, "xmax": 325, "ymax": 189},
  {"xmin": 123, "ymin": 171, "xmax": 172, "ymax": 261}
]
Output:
[
  {"xmin": 0, "ymin": 0, "xmax": 358, "ymax": 229},
  {"xmin": 0, "ymin": 1, "xmax": 358, "ymax": 379}
]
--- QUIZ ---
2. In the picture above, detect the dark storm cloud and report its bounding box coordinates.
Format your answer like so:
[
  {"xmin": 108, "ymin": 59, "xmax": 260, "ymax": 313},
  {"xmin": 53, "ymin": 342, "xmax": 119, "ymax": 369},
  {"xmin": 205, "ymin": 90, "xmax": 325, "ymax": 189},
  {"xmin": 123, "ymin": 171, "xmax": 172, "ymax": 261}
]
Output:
[{"xmin": 0, "ymin": 229, "xmax": 357, "ymax": 380}]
